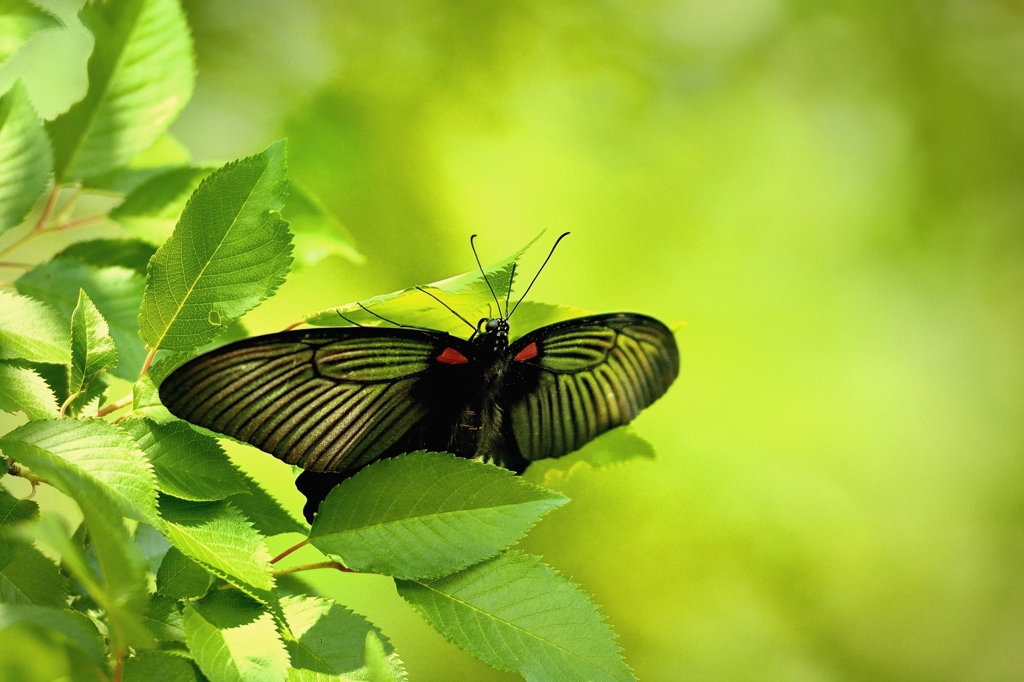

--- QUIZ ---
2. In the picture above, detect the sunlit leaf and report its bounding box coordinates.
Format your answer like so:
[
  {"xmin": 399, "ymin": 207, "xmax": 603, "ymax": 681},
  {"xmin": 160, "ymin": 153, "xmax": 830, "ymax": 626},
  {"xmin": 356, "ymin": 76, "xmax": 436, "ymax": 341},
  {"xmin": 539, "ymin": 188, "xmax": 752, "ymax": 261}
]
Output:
[
  {"xmin": 123, "ymin": 650, "xmax": 204, "ymax": 682},
  {"xmin": 132, "ymin": 351, "xmax": 190, "ymax": 411},
  {"xmin": 142, "ymin": 594, "xmax": 184, "ymax": 642},
  {"xmin": 54, "ymin": 238, "xmax": 157, "ymax": 276},
  {"xmin": 282, "ymin": 595, "xmax": 392, "ymax": 680},
  {"xmin": 17, "ymin": 259, "xmax": 147, "ymax": 379},
  {"xmin": 110, "ymin": 164, "xmax": 215, "ymax": 245},
  {"xmin": 363, "ymin": 630, "xmax": 407, "ymax": 682},
  {"xmin": 0, "ymin": 604, "xmax": 105, "ymax": 668},
  {"xmin": 0, "ymin": 290, "xmax": 69, "ymax": 364},
  {"xmin": 139, "ymin": 140, "xmax": 292, "ymax": 352},
  {"xmin": 304, "ymin": 232, "xmax": 542, "ymax": 335},
  {"xmin": 398, "ymin": 550, "xmax": 635, "ymax": 682},
  {"xmin": 68, "ymin": 289, "xmax": 118, "ymax": 398},
  {"xmin": 158, "ymin": 494, "xmax": 275, "ymax": 599},
  {"xmin": 0, "ymin": 1, "xmax": 61, "ymax": 66},
  {"xmin": 225, "ymin": 469, "xmax": 308, "ymax": 538},
  {"xmin": 184, "ymin": 590, "xmax": 290, "ymax": 682},
  {"xmin": 121, "ymin": 417, "xmax": 249, "ymax": 501},
  {"xmin": 505, "ymin": 300, "xmax": 593, "ymax": 341},
  {"xmin": 0, "ymin": 543, "xmax": 68, "ymax": 607},
  {"xmin": 0, "ymin": 361, "xmax": 57, "ymax": 419},
  {"xmin": 46, "ymin": 0, "xmax": 194, "ymax": 181},
  {"xmin": 82, "ymin": 133, "xmax": 191, "ymax": 194},
  {"xmin": 525, "ymin": 426, "xmax": 657, "ymax": 489},
  {"xmin": 0, "ymin": 80, "xmax": 51, "ymax": 234},
  {"xmin": 309, "ymin": 452, "xmax": 567, "ymax": 579},
  {"xmin": 156, "ymin": 546, "xmax": 212, "ymax": 599},
  {"xmin": 285, "ymin": 181, "xmax": 363, "ymax": 267}
]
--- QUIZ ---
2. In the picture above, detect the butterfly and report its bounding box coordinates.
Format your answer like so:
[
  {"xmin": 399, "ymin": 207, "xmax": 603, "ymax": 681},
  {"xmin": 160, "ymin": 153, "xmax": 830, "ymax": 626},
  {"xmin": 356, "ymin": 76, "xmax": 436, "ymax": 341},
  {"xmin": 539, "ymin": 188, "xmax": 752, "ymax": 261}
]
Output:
[{"xmin": 159, "ymin": 234, "xmax": 680, "ymax": 521}]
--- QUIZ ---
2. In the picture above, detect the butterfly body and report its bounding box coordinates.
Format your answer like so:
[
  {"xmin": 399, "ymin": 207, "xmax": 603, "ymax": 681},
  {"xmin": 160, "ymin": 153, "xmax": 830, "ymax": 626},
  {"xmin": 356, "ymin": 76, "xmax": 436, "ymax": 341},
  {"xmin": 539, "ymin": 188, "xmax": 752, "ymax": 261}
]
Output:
[{"xmin": 160, "ymin": 312, "xmax": 678, "ymax": 521}]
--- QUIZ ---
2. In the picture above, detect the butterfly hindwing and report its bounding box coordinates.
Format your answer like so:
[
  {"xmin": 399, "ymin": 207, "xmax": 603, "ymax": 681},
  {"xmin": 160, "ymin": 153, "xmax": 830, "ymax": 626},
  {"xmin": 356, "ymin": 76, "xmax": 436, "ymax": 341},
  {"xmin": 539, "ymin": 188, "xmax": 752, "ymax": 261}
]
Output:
[
  {"xmin": 504, "ymin": 313, "xmax": 679, "ymax": 461},
  {"xmin": 158, "ymin": 328, "xmax": 476, "ymax": 474}
]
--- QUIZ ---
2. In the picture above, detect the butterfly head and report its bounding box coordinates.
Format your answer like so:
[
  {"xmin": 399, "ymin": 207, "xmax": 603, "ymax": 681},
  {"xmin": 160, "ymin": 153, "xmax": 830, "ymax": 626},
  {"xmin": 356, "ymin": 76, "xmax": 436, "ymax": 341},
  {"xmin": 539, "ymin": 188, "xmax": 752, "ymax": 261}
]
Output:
[{"xmin": 477, "ymin": 316, "xmax": 510, "ymax": 352}]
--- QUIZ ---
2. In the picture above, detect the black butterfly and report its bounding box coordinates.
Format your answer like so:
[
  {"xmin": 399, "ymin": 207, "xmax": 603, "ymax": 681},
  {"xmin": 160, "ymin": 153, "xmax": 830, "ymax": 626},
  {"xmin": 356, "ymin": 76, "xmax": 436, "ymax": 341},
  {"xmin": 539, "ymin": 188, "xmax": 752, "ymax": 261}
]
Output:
[{"xmin": 159, "ymin": 234, "xmax": 679, "ymax": 521}]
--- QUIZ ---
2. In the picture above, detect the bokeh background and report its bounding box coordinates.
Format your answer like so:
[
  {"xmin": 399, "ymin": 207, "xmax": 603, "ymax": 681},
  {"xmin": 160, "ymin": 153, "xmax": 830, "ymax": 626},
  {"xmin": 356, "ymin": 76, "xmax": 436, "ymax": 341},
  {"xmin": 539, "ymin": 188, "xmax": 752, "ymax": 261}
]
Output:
[{"xmin": 8, "ymin": 0, "xmax": 1024, "ymax": 679}]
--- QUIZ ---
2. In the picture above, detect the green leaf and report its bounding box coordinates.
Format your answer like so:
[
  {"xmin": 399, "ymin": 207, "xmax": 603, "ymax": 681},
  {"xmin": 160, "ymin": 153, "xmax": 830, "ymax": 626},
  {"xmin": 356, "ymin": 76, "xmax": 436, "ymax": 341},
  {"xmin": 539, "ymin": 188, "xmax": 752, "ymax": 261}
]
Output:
[
  {"xmin": 184, "ymin": 590, "xmax": 290, "ymax": 682},
  {"xmin": 156, "ymin": 546, "xmax": 211, "ymax": 599},
  {"xmin": 45, "ymin": 0, "xmax": 194, "ymax": 181},
  {"xmin": 0, "ymin": 604, "xmax": 105, "ymax": 668},
  {"xmin": 304, "ymin": 232, "xmax": 542, "ymax": 335},
  {"xmin": 120, "ymin": 417, "xmax": 249, "ymax": 501},
  {"xmin": 285, "ymin": 182, "xmax": 363, "ymax": 267},
  {"xmin": 0, "ymin": 291, "xmax": 70, "ymax": 364},
  {"xmin": 68, "ymin": 289, "xmax": 118, "ymax": 398},
  {"xmin": 0, "ymin": 80, "xmax": 51, "ymax": 234},
  {"xmin": 309, "ymin": 452, "xmax": 567, "ymax": 579},
  {"xmin": 54, "ymin": 238, "xmax": 157, "ymax": 276},
  {"xmin": 0, "ymin": 361, "xmax": 58, "ymax": 419},
  {"xmin": 364, "ymin": 630, "xmax": 407, "ymax": 682},
  {"xmin": 132, "ymin": 351, "xmax": 190, "ymax": 411},
  {"xmin": 158, "ymin": 494, "xmax": 275, "ymax": 598},
  {"xmin": 0, "ymin": 485, "xmax": 36, "ymax": 550},
  {"xmin": 0, "ymin": 543, "xmax": 69, "ymax": 607},
  {"xmin": 142, "ymin": 594, "xmax": 185, "ymax": 642},
  {"xmin": 17, "ymin": 259, "xmax": 147, "ymax": 379},
  {"xmin": 139, "ymin": 140, "xmax": 292, "ymax": 352},
  {"xmin": 124, "ymin": 650, "xmax": 204, "ymax": 682},
  {"xmin": 0, "ymin": 1, "xmax": 61, "ymax": 66},
  {"xmin": 82, "ymin": 133, "xmax": 191, "ymax": 194},
  {"xmin": 225, "ymin": 469, "xmax": 308, "ymax": 538},
  {"xmin": 282, "ymin": 595, "xmax": 391, "ymax": 680},
  {"xmin": 397, "ymin": 551, "xmax": 635, "ymax": 682},
  {"xmin": 504, "ymin": 301, "xmax": 594, "ymax": 341},
  {"xmin": 0, "ymin": 418, "xmax": 160, "ymax": 526},
  {"xmin": 25, "ymin": 513, "xmax": 153, "ymax": 648},
  {"xmin": 110, "ymin": 164, "xmax": 215, "ymax": 245},
  {"xmin": 525, "ymin": 426, "xmax": 657, "ymax": 489}
]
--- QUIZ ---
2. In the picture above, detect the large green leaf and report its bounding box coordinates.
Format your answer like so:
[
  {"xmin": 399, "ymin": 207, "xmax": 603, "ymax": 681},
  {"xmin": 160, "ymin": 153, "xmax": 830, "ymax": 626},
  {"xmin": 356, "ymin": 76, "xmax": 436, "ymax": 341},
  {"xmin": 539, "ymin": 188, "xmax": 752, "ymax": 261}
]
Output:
[
  {"xmin": 139, "ymin": 140, "xmax": 292, "ymax": 352},
  {"xmin": 110, "ymin": 164, "xmax": 215, "ymax": 245},
  {"xmin": 0, "ymin": 604, "xmax": 105, "ymax": 668},
  {"xmin": 141, "ymin": 594, "xmax": 184, "ymax": 642},
  {"xmin": 0, "ymin": 291, "xmax": 69, "ymax": 364},
  {"xmin": 183, "ymin": 590, "xmax": 290, "ymax": 682},
  {"xmin": 0, "ymin": 486, "xmax": 35, "ymax": 550},
  {"xmin": 0, "ymin": 361, "xmax": 57, "ymax": 419},
  {"xmin": 0, "ymin": 80, "xmax": 51, "ymax": 234},
  {"xmin": 225, "ymin": 468, "xmax": 308, "ymax": 538},
  {"xmin": 0, "ymin": 418, "xmax": 160, "ymax": 526},
  {"xmin": 54, "ymin": 238, "xmax": 157, "ymax": 276},
  {"xmin": 17, "ymin": 259, "xmax": 147, "ymax": 379},
  {"xmin": 285, "ymin": 182, "xmax": 363, "ymax": 268},
  {"xmin": 397, "ymin": 551, "xmax": 635, "ymax": 682},
  {"xmin": 123, "ymin": 650, "xmax": 204, "ymax": 682},
  {"xmin": 155, "ymin": 546, "xmax": 211, "ymax": 599},
  {"xmin": 282, "ymin": 595, "xmax": 391, "ymax": 680},
  {"xmin": 309, "ymin": 452, "xmax": 567, "ymax": 579},
  {"xmin": 82, "ymin": 132, "xmax": 191, "ymax": 194},
  {"xmin": 45, "ymin": 0, "xmax": 194, "ymax": 181},
  {"xmin": 525, "ymin": 426, "xmax": 657, "ymax": 489},
  {"xmin": 0, "ymin": 1, "xmax": 61, "ymax": 66},
  {"xmin": 0, "ymin": 543, "xmax": 68, "ymax": 607},
  {"xmin": 120, "ymin": 417, "xmax": 249, "ymax": 501},
  {"xmin": 363, "ymin": 630, "xmax": 408, "ymax": 682},
  {"xmin": 158, "ymin": 494, "xmax": 275, "ymax": 599},
  {"xmin": 68, "ymin": 289, "xmax": 118, "ymax": 399},
  {"xmin": 304, "ymin": 233, "xmax": 541, "ymax": 335}
]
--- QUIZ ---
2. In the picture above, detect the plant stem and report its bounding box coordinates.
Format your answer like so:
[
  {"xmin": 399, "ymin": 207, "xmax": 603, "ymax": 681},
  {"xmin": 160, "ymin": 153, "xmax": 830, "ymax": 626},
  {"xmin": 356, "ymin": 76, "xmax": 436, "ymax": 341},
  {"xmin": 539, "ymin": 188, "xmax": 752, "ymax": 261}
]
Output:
[
  {"xmin": 95, "ymin": 394, "xmax": 133, "ymax": 418},
  {"xmin": 112, "ymin": 648, "xmax": 124, "ymax": 682},
  {"xmin": 0, "ymin": 261, "xmax": 31, "ymax": 268},
  {"xmin": 270, "ymin": 538, "xmax": 309, "ymax": 564},
  {"xmin": 33, "ymin": 184, "xmax": 61, "ymax": 232},
  {"xmin": 51, "ymin": 214, "xmax": 106, "ymax": 231},
  {"xmin": 139, "ymin": 348, "xmax": 157, "ymax": 376},
  {"xmin": 272, "ymin": 561, "xmax": 359, "ymax": 577}
]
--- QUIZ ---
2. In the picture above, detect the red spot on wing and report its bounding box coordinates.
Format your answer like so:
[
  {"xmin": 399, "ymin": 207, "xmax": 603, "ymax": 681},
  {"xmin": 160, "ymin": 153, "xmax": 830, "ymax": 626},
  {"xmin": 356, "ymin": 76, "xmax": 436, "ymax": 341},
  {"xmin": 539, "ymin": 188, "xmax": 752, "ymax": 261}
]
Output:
[
  {"xmin": 513, "ymin": 342, "xmax": 539, "ymax": 362},
  {"xmin": 436, "ymin": 347, "xmax": 469, "ymax": 365}
]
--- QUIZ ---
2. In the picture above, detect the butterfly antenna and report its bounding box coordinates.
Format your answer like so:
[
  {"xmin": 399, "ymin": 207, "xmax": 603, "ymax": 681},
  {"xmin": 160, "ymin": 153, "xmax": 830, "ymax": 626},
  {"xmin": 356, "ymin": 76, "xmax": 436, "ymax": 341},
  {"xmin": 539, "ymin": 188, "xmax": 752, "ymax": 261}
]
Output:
[
  {"xmin": 356, "ymin": 302, "xmax": 422, "ymax": 330},
  {"xmin": 504, "ymin": 262, "xmax": 516, "ymax": 318},
  {"xmin": 335, "ymin": 309, "xmax": 364, "ymax": 327},
  {"xmin": 415, "ymin": 287, "xmax": 476, "ymax": 331},
  {"xmin": 471, "ymin": 234, "xmax": 505, "ymax": 318},
  {"xmin": 508, "ymin": 231, "xmax": 570, "ymax": 319}
]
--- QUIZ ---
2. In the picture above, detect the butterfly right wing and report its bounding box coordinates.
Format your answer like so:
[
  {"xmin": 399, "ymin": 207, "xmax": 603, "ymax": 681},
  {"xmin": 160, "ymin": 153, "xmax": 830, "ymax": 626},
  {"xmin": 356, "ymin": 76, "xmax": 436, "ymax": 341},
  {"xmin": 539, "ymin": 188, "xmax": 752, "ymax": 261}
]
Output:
[{"xmin": 159, "ymin": 328, "xmax": 476, "ymax": 475}]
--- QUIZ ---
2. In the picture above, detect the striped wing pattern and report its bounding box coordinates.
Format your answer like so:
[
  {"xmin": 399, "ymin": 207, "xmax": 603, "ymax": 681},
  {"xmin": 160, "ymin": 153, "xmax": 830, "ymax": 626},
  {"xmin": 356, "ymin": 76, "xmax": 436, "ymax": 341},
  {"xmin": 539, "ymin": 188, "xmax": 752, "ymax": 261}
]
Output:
[
  {"xmin": 508, "ymin": 314, "xmax": 678, "ymax": 461},
  {"xmin": 159, "ymin": 330, "xmax": 452, "ymax": 473}
]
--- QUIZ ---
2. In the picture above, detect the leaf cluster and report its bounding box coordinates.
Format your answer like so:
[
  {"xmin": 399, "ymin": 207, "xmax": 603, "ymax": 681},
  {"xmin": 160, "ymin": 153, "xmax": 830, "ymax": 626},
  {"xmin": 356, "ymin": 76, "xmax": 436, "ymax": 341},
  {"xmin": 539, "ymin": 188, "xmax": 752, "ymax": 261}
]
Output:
[{"xmin": 0, "ymin": 2, "xmax": 645, "ymax": 680}]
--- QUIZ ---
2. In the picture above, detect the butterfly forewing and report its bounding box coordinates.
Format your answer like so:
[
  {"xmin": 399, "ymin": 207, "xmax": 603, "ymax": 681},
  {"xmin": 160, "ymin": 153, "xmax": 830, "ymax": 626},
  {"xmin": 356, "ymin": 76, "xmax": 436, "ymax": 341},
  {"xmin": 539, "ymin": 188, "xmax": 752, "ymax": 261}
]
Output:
[
  {"xmin": 506, "ymin": 314, "xmax": 679, "ymax": 461},
  {"xmin": 159, "ymin": 328, "xmax": 472, "ymax": 474}
]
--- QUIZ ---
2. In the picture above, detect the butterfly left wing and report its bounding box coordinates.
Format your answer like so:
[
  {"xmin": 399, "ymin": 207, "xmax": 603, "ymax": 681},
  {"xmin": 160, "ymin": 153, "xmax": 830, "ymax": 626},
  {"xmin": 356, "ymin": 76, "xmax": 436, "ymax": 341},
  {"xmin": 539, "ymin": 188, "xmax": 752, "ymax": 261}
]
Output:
[
  {"xmin": 158, "ymin": 327, "xmax": 476, "ymax": 475},
  {"xmin": 504, "ymin": 313, "xmax": 679, "ymax": 462}
]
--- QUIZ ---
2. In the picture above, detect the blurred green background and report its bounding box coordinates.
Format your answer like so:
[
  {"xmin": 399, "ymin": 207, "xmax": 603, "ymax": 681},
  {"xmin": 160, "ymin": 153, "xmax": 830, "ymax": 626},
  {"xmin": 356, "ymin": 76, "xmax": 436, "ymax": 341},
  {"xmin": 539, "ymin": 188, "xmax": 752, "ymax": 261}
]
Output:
[{"xmin": 8, "ymin": 0, "xmax": 1024, "ymax": 679}]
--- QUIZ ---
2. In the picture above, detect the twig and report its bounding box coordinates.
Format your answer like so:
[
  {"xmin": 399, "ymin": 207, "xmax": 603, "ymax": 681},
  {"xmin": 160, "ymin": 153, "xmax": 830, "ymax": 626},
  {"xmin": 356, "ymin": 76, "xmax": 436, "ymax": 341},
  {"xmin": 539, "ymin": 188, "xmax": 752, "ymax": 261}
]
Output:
[
  {"xmin": 0, "ymin": 261, "xmax": 31, "ymax": 269},
  {"xmin": 272, "ymin": 561, "xmax": 360, "ymax": 577},
  {"xmin": 95, "ymin": 394, "xmax": 133, "ymax": 418},
  {"xmin": 270, "ymin": 539, "xmax": 309, "ymax": 564},
  {"xmin": 139, "ymin": 348, "xmax": 157, "ymax": 376},
  {"xmin": 33, "ymin": 184, "xmax": 61, "ymax": 232},
  {"xmin": 282, "ymin": 320, "xmax": 304, "ymax": 331},
  {"xmin": 51, "ymin": 214, "xmax": 106, "ymax": 232},
  {"xmin": 112, "ymin": 648, "xmax": 124, "ymax": 682}
]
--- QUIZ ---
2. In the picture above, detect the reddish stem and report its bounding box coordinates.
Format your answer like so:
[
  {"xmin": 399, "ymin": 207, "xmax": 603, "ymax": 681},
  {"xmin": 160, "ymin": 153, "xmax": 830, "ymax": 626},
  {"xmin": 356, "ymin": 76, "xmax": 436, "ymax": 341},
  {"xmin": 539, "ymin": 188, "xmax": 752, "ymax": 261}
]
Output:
[
  {"xmin": 112, "ymin": 648, "xmax": 124, "ymax": 682},
  {"xmin": 139, "ymin": 348, "xmax": 157, "ymax": 376},
  {"xmin": 52, "ymin": 214, "xmax": 106, "ymax": 231},
  {"xmin": 95, "ymin": 394, "xmax": 132, "ymax": 418},
  {"xmin": 270, "ymin": 538, "xmax": 309, "ymax": 564},
  {"xmin": 272, "ymin": 561, "xmax": 359, "ymax": 577},
  {"xmin": 33, "ymin": 184, "xmax": 61, "ymax": 232}
]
